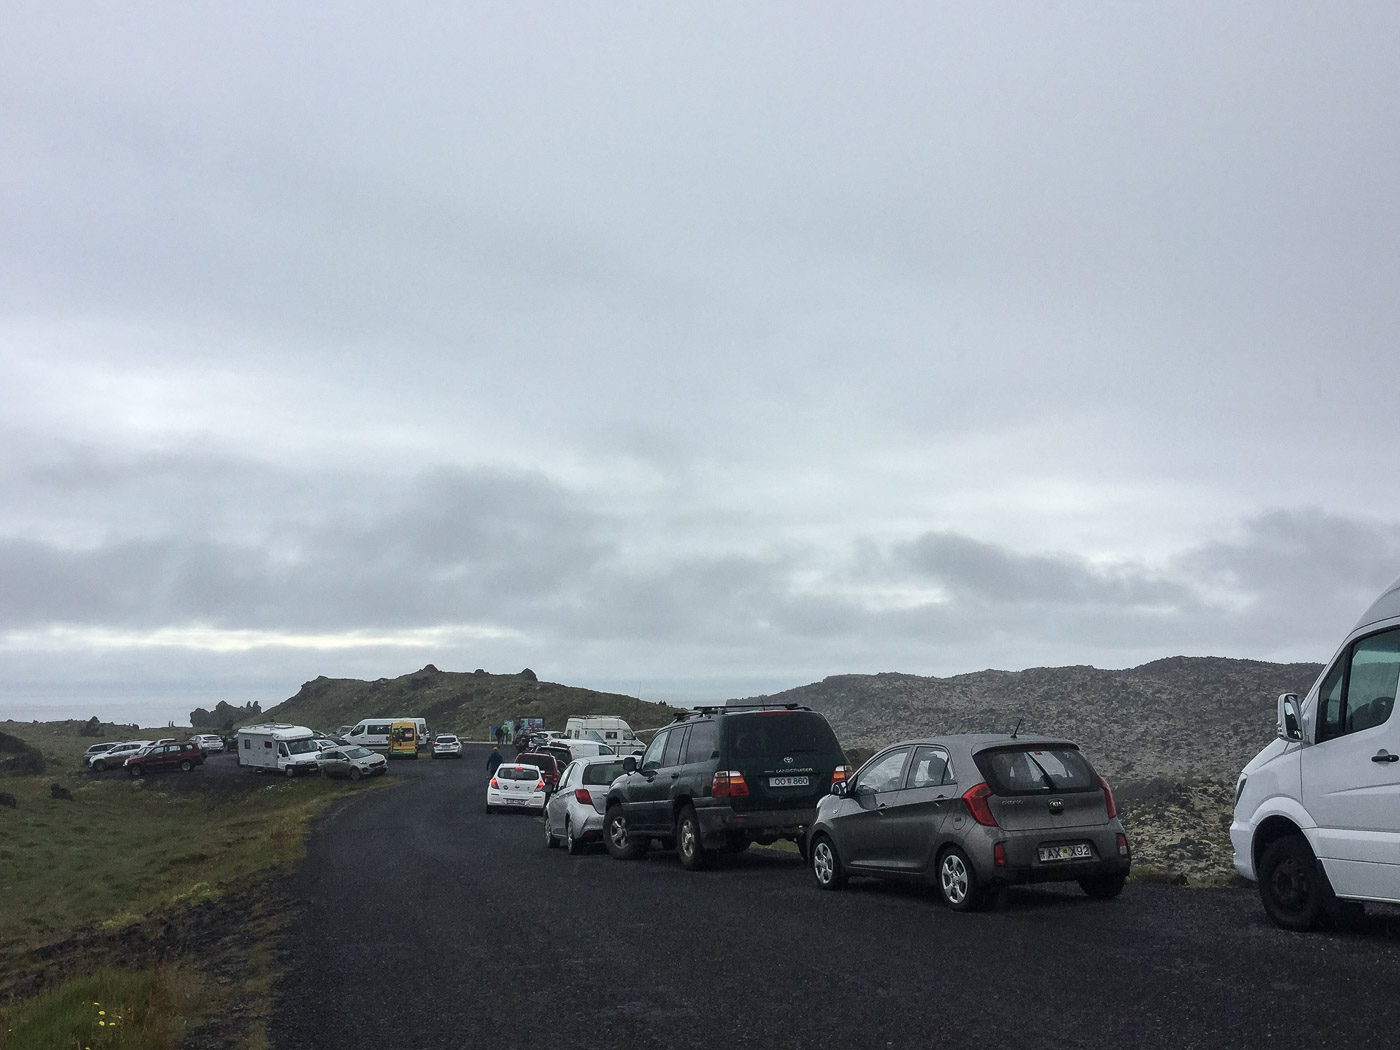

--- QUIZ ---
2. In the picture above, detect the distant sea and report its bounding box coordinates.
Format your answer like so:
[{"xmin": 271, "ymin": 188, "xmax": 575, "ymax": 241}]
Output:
[{"xmin": 0, "ymin": 697, "xmax": 199, "ymax": 729}]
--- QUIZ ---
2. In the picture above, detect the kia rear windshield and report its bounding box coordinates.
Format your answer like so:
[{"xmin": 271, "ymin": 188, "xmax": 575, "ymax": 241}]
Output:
[
  {"xmin": 725, "ymin": 713, "xmax": 841, "ymax": 758},
  {"xmin": 976, "ymin": 747, "xmax": 1095, "ymax": 795}
]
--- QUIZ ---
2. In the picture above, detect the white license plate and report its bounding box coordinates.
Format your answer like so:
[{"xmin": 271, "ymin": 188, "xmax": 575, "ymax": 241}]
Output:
[
  {"xmin": 504, "ymin": 797, "xmax": 529, "ymax": 805},
  {"xmin": 1038, "ymin": 843, "xmax": 1093, "ymax": 862},
  {"xmin": 768, "ymin": 775, "xmax": 810, "ymax": 788}
]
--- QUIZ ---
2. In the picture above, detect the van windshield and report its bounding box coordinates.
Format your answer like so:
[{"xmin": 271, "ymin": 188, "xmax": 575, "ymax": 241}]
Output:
[{"xmin": 286, "ymin": 739, "xmax": 319, "ymax": 755}]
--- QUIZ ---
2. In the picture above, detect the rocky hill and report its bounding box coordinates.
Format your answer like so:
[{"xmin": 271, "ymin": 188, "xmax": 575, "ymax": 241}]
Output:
[
  {"xmin": 740, "ymin": 656, "xmax": 1321, "ymax": 785},
  {"xmin": 257, "ymin": 665, "xmax": 677, "ymax": 740}
]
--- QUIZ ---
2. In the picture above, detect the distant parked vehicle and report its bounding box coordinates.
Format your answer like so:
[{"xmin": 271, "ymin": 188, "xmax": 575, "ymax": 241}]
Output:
[
  {"xmin": 236, "ymin": 724, "xmax": 323, "ymax": 777},
  {"xmin": 514, "ymin": 751, "xmax": 565, "ymax": 792},
  {"xmin": 1232, "ymin": 574, "xmax": 1400, "ymax": 930},
  {"xmin": 431, "ymin": 734, "xmax": 463, "ymax": 759},
  {"xmin": 190, "ymin": 734, "xmax": 225, "ymax": 753},
  {"xmin": 126, "ymin": 741, "xmax": 206, "ymax": 778},
  {"xmin": 544, "ymin": 756, "xmax": 629, "ymax": 854},
  {"xmin": 88, "ymin": 741, "xmax": 155, "ymax": 772},
  {"xmin": 318, "ymin": 746, "xmax": 387, "ymax": 781},
  {"xmin": 807, "ymin": 734, "xmax": 1130, "ymax": 910},
  {"xmin": 564, "ymin": 716, "xmax": 640, "ymax": 755},
  {"xmin": 84, "ymin": 742, "xmax": 122, "ymax": 760},
  {"xmin": 487, "ymin": 763, "xmax": 547, "ymax": 813}
]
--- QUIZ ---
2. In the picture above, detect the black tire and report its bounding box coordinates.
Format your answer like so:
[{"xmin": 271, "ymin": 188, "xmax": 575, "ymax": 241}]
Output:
[
  {"xmin": 1259, "ymin": 835, "xmax": 1334, "ymax": 931},
  {"xmin": 93, "ymin": 760, "xmax": 107, "ymax": 773},
  {"xmin": 939, "ymin": 846, "xmax": 989, "ymax": 912},
  {"xmin": 128, "ymin": 764, "xmax": 143, "ymax": 778},
  {"xmin": 1079, "ymin": 871, "xmax": 1127, "ymax": 899},
  {"xmin": 724, "ymin": 836, "xmax": 752, "ymax": 855},
  {"xmin": 544, "ymin": 809, "xmax": 560, "ymax": 849},
  {"xmin": 349, "ymin": 767, "xmax": 363, "ymax": 781},
  {"xmin": 604, "ymin": 805, "xmax": 647, "ymax": 860},
  {"xmin": 676, "ymin": 805, "xmax": 709, "ymax": 871},
  {"xmin": 810, "ymin": 834, "xmax": 847, "ymax": 890},
  {"xmin": 566, "ymin": 817, "xmax": 583, "ymax": 856},
  {"xmin": 179, "ymin": 760, "xmax": 193, "ymax": 772},
  {"xmin": 285, "ymin": 765, "xmax": 297, "ymax": 778}
]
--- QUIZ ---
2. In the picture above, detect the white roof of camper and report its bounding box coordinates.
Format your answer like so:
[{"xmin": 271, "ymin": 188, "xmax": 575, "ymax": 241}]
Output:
[
  {"xmin": 1354, "ymin": 575, "xmax": 1400, "ymax": 632},
  {"xmin": 237, "ymin": 723, "xmax": 313, "ymax": 738}
]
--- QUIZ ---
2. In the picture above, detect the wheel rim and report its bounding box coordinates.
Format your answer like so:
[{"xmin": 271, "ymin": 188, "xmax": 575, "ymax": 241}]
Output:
[
  {"xmin": 180, "ymin": 761, "xmax": 192, "ymax": 771},
  {"xmin": 608, "ymin": 814, "xmax": 627, "ymax": 849},
  {"xmin": 566, "ymin": 818, "xmax": 576, "ymax": 852},
  {"xmin": 680, "ymin": 817, "xmax": 697, "ymax": 859},
  {"xmin": 941, "ymin": 854, "xmax": 969, "ymax": 904},
  {"xmin": 813, "ymin": 841, "xmax": 834, "ymax": 885},
  {"xmin": 1269, "ymin": 856, "xmax": 1311, "ymax": 913},
  {"xmin": 544, "ymin": 812, "xmax": 554, "ymax": 845}
]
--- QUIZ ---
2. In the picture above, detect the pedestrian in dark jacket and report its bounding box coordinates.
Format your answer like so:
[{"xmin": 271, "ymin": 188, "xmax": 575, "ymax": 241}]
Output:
[{"xmin": 486, "ymin": 746, "xmax": 504, "ymax": 775}]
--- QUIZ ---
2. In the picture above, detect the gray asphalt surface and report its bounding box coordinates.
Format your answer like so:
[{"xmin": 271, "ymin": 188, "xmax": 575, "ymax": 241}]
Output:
[{"xmin": 269, "ymin": 743, "xmax": 1400, "ymax": 1050}]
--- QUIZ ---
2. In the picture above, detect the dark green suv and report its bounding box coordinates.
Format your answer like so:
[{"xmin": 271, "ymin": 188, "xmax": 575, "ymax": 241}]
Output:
[{"xmin": 603, "ymin": 703, "xmax": 849, "ymax": 870}]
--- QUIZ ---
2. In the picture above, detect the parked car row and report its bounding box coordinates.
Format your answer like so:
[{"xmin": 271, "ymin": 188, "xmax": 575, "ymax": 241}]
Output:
[{"xmin": 85, "ymin": 739, "xmax": 206, "ymax": 776}]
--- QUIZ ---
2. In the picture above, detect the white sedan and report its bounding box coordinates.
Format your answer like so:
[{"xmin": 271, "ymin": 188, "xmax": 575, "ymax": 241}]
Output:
[
  {"xmin": 431, "ymin": 734, "xmax": 463, "ymax": 759},
  {"xmin": 486, "ymin": 763, "xmax": 546, "ymax": 813},
  {"xmin": 544, "ymin": 756, "xmax": 629, "ymax": 854}
]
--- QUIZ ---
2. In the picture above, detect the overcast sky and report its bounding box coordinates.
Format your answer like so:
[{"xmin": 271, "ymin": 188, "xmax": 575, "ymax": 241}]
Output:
[{"xmin": 5, "ymin": 4, "xmax": 1400, "ymax": 726}]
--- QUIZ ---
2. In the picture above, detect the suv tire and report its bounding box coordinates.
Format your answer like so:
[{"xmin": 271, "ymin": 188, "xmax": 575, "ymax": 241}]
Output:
[
  {"xmin": 605, "ymin": 805, "xmax": 648, "ymax": 860},
  {"xmin": 676, "ymin": 805, "xmax": 709, "ymax": 871},
  {"xmin": 128, "ymin": 764, "xmax": 144, "ymax": 778},
  {"xmin": 1258, "ymin": 834, "xmax": 1333, "ymax": 931},
  {"xmin": 179, "ymin": 759, "xmax": 193, "ymax": 772}
]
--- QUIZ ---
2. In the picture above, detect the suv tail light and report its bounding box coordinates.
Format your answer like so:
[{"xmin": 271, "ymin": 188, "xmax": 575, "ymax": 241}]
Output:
[
  {"xmin": 830, "ymin": 765, "xmax": 851, "ymax": 788},
  {"xmin": 574, "ymin": 788, "xmax": 593, "ymax": 806},
  {"xmin": 962, "ymin": 782, "xmax": 998, "ymax": 827},
  {"xmin": 1099, "ymin": 776, "xmax": 1118, "ymax": 821},
  {"xmin": 711, "ymin": 771, "xmax": 750, "ymax": 798}
]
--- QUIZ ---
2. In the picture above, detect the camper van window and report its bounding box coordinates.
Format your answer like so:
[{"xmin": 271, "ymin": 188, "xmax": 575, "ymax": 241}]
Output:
[
  {"xmin": 279, "ymin": 744, "xmax": 289, "ymax": 756},
  {"xmin": 263, "ymin": 741, "xmax": 272, "ymax": 749},
  {"xmin": 286, "ymin": 739, "xmax": 319, "ymax": 754}
]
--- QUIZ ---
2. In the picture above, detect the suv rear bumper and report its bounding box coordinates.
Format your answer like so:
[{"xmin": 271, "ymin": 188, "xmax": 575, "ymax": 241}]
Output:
[{"xmin": 694, "ymin": 800, "xmax": 818, "ymax": 848}]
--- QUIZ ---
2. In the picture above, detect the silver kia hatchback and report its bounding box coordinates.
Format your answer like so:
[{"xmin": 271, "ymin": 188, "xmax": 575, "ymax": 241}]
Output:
[{"xmin": 806, "ymin": 734, "xmax": 1131, "ymax": 910}]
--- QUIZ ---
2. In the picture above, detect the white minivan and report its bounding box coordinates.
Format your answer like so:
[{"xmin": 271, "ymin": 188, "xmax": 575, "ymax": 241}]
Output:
[{"xmin": 1231, "ymin": 574, "xmax": 1400, "ymax": 929}]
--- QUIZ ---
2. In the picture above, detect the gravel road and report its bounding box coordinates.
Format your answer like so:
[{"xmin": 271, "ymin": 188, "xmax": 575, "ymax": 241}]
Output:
[{"xmin": 269, "ymin": 743, "xmax": 1400, "ymax": 1050}]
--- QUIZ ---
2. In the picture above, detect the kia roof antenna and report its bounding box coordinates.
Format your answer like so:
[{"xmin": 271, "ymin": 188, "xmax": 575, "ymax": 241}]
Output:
[{"xmin": 1010, "ymin": 717, "xmax": 1023, "ymax": 739}]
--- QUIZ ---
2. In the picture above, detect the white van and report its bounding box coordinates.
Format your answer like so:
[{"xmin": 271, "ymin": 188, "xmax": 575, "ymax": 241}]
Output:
[
  {"xmin": 236, "ymin": 724, "xmax": 322, "ymax": 777},
  {"xmin": 1231, "ymin": 574, "xmax": 1400, "ymax": 929},
  {"xmin": 344, "ymin": 717, "xmax": 428, "ymax": 751},
  {"xmin": 564, "ymin": 716, "xmax": 639, "ymax": 754}
]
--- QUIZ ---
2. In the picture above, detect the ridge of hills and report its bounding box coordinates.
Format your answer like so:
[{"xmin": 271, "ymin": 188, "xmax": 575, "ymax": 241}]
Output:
[
  {"xmin": 256, "ymin": 664, "xmax": 680, "ymax": 739},
  {"xmin": 739, "ymin": 655, "xmax": 1323, "ymax": 785}
]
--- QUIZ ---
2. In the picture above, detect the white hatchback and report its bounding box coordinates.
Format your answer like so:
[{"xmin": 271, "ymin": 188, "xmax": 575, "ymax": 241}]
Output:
[
  {"xmin": 487, "ymin": 763, "xmax": 546, "ymax": 813},
  {"xmin": 544, "ymin": 756, "xmax": 629, "ymax": 854}
]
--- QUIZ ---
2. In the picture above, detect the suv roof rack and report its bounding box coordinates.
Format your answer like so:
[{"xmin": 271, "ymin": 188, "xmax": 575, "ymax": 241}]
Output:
[{"xmin": 685, "ymin": 702, "xmax": 809, "ymax": 717}]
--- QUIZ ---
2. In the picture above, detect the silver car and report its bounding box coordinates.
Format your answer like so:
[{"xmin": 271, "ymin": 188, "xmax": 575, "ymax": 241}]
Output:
[
  {"xmin": 807, "ymin": 734, "xmax": 1131, "ymax": 911},
  {"xmin": 317, "ymin": 745, "xmax": 387, "ymax": 781},
  {"xmin": 88, "ymin": 740, "xmax": 155, "ymax": 772},
  {"xmin": 543, "ymin": 756, "xmax": 628, "ymax": 854}
]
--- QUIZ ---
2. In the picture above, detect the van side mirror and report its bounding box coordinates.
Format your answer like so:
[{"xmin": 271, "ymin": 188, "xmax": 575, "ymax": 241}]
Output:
[
  {"xmin": 623, "ymin": 756, "xmax": 637, "ymax": 774},
  {"xmin": 1277, "ymin": 693, "xmax": 1303, "ymax": 742}
]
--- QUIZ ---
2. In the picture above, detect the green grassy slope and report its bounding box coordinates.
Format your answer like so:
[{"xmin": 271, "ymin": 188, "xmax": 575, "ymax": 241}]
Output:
[{"xmin": 256, "ymin": 665, "xmax": 678, "ymax": 739}]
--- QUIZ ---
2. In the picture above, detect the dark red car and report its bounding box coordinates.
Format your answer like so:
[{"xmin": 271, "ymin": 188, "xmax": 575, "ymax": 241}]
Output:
[
  {"xmin": 126, "ymin": 741, "xmax": 205, "ymax": 777},
  {"xmin": 514, "ymin": 751, "xmax": 564, "ymax": 793}
]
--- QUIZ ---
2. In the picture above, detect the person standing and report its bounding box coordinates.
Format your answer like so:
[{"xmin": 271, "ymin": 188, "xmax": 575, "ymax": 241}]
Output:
[{"xmin": 486, "ymin": 746, "xmax": 504, "ymax": 776}]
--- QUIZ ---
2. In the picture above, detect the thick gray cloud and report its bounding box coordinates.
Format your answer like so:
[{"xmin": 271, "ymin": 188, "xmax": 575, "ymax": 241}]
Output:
[{"xmin": 3, "ymin": 5, "xmax": 1400, "ymax": 722}]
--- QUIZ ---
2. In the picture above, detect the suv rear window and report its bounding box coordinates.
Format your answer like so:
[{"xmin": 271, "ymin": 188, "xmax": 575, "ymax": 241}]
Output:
[
  {"xmin": 725, "ymin": 712, "xmax": 841, "ymax": 759},
  {"xmin": 976, "ymin": 747, "xmax": 1095, "ymax": 795}
]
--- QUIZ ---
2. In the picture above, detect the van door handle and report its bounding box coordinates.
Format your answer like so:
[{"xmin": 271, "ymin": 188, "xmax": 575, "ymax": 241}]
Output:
[
  {"xmin": 1372, "ymin": 751, "xmax": 1399, "ymax": 763},
  {"xmin": 670, "ymin": 772, "xmax": 680, "ymax": 779}
]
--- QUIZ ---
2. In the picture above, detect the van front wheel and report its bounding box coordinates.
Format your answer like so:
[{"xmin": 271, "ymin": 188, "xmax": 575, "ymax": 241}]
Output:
[
  {"xmin": 1259, "ymin": 835, "xmax": 1333, "ymax": 931},
  {"xmin": 285, "ymin": 765, "xmax": 297, "ymax": 778}
]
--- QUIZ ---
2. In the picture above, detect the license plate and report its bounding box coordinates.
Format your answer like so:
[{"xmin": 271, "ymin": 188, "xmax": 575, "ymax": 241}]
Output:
[
  {"xmin": 768, "ymin": 775, "xmax": 810, "ymax": 788},
  {"xmin": 504, "ymin": 797, "xmax": 528, "ymax": 805},
  {"xmin": 1038, "ymin": 843, "xmax": 1093, "ymax": 862}
]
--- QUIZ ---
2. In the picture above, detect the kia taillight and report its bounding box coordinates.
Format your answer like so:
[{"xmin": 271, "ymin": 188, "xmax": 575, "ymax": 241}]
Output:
[
  {"xmin": 993, "ymin": 842, "xmax": 1007, "ymax": 867},
  {"xmin": 575, "ymin": 788, "xmax": 593, "ymax": 806},
  {"xmin": 1099, "ymin": 776, "xmax": 1118, "ymax": 821},
  {"xmin": 712, "ymin": 770, "xmax": 750, "ymax": 798},
  {"xmin": 1117, "ymin": 833, "xmax": 1129, "ymax": 858},
  {"xmin": 962, "ymin": 782, "xmax": 998, "ymax": 827},
  {"xmin": 830, "ymin": 765, "xmax": 851, "ymax": 788}
]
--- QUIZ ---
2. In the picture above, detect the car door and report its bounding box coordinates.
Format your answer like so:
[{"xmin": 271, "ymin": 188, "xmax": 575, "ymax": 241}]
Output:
[
  {"xmin": 880, "ymin": 745, "xmax": 958, "ymax": 872},
  {"xmin": 830, "ymin": 746, "xmax": 912, "ymax": 871},
  {"xmin": 1302, "ymin": 625, "xmax": 1400, "ymax": 900},
  {"xmin": 634, "ymin": 726, "xmax": 690, "ymax": 833},
  {"xmin": 625, "ymin": 728, "xmax": 674, "ymax": 833}
]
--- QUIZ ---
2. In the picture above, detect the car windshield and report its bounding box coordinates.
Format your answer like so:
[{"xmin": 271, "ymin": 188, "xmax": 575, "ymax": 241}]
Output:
[
  {"xmin": 977, "ymin": 747, "xmax": 1096, "ymax": 794},
  {"xmin": 582, "ymin": 761, "xmax": 626, "ymax": 785},
  {"xmin": 725, "ymin": 712, "xmax": 841, "ymax": 758},
  {"xmin": 343, "ymin": 746, "xmax": 372, "ymax": 759},
  {"xmin": 285, "ymin": 739, "xmax": 319, "ymax": 755}
]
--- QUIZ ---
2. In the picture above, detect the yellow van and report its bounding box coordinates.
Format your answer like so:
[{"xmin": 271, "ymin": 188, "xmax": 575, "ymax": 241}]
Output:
[{"xmin": 388, "ymin": 720, "xmax": 418, "ymax": 759}]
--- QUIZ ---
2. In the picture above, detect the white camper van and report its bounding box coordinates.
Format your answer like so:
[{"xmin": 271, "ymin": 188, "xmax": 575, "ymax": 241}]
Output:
[
  {"xmin": 564, "ymin": 716, "xmax": 640, "ymax": 754},
  {"xmin": 344, "ymin": 717, "xmax": 428, "ymax": 751},
  {"xmin": 236, "ymin": 724, "xmax": 323, "ymax": 777},
  {"xmin": 1232, "ymin": 574, "xmax": 1400, "ymax": 929}
]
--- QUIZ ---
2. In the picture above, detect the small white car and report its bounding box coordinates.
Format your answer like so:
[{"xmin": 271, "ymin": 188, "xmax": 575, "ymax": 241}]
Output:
[
  {"xmin": 432, "ymin": 734, "xmax": 463, "ymax": 759},
  {"xmin": 191, "ymin": 733, "xmax": 225, "ymax": 753},
  {"xmin": 544, "ymin": 756, "xmax": 629, "ymax": 854},
  {"xmin": 487, "ymin": 763, "xmax": 546, "ymax": 813}
]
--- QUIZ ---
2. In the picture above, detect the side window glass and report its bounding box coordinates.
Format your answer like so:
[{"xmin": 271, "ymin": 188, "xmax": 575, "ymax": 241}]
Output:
[
  {"xmin": 1345, "ymin": 629, "xmax": 1400, "ymax": 734},
  {"xmin": 641, "ymin": 731, "xmax": 667, "ymax": 770},
  {"xmin": 662, "ymin": 727, "xmax": 688, "ymax": 767},
  {"xmin": 1317, "ymin": 661, "xmax": 1345, "ymax": 742},
  {"xmin": 684, "ymin": 721, "xmax": 719, "ymax": 763},
  {"xmin": 906, "ymin": 746, "xmax": 951, "ymax": 788},
  {"xmin": 857, "ymin": 748, "xmax": 911, "ymax": 793}
]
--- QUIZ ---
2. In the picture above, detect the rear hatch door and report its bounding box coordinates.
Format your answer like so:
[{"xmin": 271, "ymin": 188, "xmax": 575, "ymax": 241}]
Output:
[
  {"xmin": 974, "ymin": 745, "xmax": 1110, "ymax": 831},
  {"xmin": 725, "ymin": 712, "xmax": 844, "ymax": 811}
]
